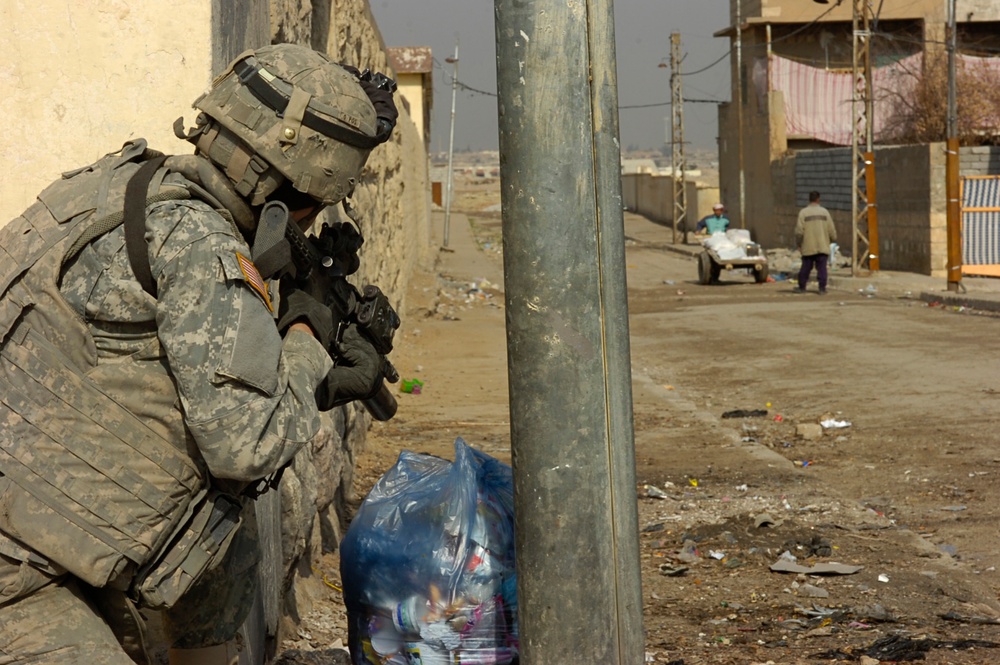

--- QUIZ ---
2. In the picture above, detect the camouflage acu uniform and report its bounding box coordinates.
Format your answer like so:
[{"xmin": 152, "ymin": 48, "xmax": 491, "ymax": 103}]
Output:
[{"xmin": 0, "ymin": 162, "xmax": 333, "ymax": 663}]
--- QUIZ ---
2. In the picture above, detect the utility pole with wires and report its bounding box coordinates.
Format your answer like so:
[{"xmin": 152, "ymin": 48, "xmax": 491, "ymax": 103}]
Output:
[
  {"xmin": 850, "ymin": 0, "xmax": 879, "ymax": 274},
  {"xmin": 815, "ymin": 0, "xmax": 879, "ymax": 274},
  {"xmin": 443, "ymin": 37, "xmax": 459, "ymax": 248},
  {"xmin": 945, "ymin": 0, "xmax": 962, "ymax": 291},
  {"xmin": 670, "ymin": 32, "xmax": 687, "ymax": 245}
]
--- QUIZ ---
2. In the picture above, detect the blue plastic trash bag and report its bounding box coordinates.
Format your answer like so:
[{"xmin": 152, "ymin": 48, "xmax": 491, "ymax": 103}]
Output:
[{"xmin": 340, "ymin": 438, "xmax": 518, "ymax": 665}]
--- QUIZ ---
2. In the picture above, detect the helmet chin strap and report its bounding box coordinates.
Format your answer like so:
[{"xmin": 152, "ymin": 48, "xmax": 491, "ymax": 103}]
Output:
[{"xmin": 175, "ymin": 115, "xmax": 284, "ymax": 207}]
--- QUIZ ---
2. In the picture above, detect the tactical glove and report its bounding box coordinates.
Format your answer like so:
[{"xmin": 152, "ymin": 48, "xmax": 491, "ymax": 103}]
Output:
[
  {"xmin": 276, "ymin": 288, "xmax": 336, "ymax": 350},
  {"xmin": 316, "ymin": 325, "xmax": 382, "ymax": 410},
  {"xmin": 338, "ymin": 64, "xmax": 398, "ymax": 141}
]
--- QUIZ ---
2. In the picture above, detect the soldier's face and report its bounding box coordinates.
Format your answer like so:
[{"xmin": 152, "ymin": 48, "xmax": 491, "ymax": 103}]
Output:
[{"xmin": 292, "ymin": 205, "xmax": 324, "ymax": 230}]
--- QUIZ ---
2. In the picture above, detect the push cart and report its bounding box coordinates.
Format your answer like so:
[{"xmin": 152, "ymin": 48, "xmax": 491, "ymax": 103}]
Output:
[{"xmin": 697, "ymin": 240, "xmax": 769, "ymax": 285}]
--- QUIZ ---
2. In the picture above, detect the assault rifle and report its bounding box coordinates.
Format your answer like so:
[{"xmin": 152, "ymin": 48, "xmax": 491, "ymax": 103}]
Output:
[{"xmin": 257, "ymin": 201, "xmax": 400, "ymax": 421}]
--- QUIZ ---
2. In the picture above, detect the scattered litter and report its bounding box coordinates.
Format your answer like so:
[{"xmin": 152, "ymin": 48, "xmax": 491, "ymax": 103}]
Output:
[
  {"xmin": 940, "ymin": 610, "xmax": 1000, "ymax": 625},
  {"xmin": 735, "ymin": 484, "xmax": 748, "ymax": 492},
  {"xmin": 940, "ymin": 505, "xmax": 967, "ymax": 512},
  {"xmin": 673, "ymin": 540, "xmax": 701, "ymax": 564},
  {"xmin": 813, "ymin": 635, "xmax": 1000, "ymax": 662},
  {"xmin": 722, "ymin": 408, "xmax": 768, "ymax": 419},
  {"xmin": 659, "ymin": 564, "xmax": 689, "ymax": 577},
  {"xmin": 754, "ymin": 513, "xmax": 784, "ymax": 529},
  {"xmin": 877, "ymin": 574, "xmax": 890, "ymax": 583},
  {"xmin": 770, "ymin": 556, "xmax": 863, "ymax": 576},
  {"xmin": 643, "ymin": 485, "xmax": 670, "ymax": 500},
  {"xmin": 799, "ymin": 584, "xmax": 829, "ymax": 598},
  {"xmin": 820, "ymin": 419, "xmax": 852, "ymax": 429},
  {"xmin": 709, "ymin": 550, "xmax": 726, "ymax": 560},
  {"xmin": 400, "ymin": 378, "xmax": 424, "ymax": 394},
  {"xmin": 773, "ymin": 414, "xmax": 784, "ymax": 422}
]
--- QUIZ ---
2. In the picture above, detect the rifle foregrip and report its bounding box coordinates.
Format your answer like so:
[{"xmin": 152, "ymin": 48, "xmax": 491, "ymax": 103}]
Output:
[{"xmin": 361, "ymin": 381, "xmax": 397, "ymax": 421}]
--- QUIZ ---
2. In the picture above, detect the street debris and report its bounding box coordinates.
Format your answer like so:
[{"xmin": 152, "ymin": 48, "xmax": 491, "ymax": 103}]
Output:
[
  {"xmin": 769, "ymin": 552, "xmax": 863, "ymax": 575},
  {"xmin": 722, "ymin": 408, "xmax": 768, "ymax": 419},
  {"xmin": 811, "ymin": 634, "xmax": 1000, "ymax": 661}
]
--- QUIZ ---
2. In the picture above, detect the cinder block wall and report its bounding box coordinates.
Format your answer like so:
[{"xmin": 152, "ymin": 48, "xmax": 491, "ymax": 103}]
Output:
[
  {"xmin": 960, "ymin": 146, "xmax": 1000, "ymax": 176},
  {"xmin": 789, "ymin": 145, "xmax": 941, "ymax": 275}
]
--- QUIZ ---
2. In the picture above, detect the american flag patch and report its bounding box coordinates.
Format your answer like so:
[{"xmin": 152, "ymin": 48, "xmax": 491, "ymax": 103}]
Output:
[{"xmin": 235, "ymin": 252, "xmax": 273, "ymax": 312}]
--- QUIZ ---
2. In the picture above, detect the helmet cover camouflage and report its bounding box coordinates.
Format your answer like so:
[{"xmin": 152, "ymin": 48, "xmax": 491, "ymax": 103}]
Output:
[{"xmin": 193, "ymin": 44, "xmax": 379, "ymax": 205}]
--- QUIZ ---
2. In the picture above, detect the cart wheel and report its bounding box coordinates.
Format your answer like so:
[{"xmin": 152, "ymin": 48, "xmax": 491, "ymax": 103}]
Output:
[
  {"xmin": 710, "ymin": 263, "xmax": 722, "ymax": 283},
  {"xmin": 754, "ymin": 264, "xmax": 769, "ymax": 283},
  {"xmin": 697, "ymin": 252, "xmax": 712, "ymax": 285}
]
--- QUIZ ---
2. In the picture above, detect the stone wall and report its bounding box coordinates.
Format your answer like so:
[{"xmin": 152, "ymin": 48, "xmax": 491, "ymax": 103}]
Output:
[{"xmin": 269, "ymin": 0, "xmax": 432, "ymax": 645}]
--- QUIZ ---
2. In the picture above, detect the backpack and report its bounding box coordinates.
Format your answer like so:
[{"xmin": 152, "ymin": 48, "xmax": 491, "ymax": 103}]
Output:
[{"xmin": 0, "ymin": 140, "xmax": 241, "ymax": 607}]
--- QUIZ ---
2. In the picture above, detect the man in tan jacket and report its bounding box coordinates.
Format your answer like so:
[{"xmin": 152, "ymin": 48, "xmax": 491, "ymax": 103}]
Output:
[{"xmin": 794, "ymin": 191, "xmax": 838, "ymax": 294}]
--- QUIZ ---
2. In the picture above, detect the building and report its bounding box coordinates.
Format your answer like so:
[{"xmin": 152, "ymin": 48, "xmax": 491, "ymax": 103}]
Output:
[
  {"xmin": 717, "ymin": 0, "xmax": 1000, "ymax": 275},
  {"xmin": 387, "ymin": 46, "xmax": 434, "ymax": 149}
]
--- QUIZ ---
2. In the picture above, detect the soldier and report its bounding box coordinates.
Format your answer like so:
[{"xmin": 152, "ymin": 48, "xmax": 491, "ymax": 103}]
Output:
[{"xmin": 0, "ymin": 44, "xmax": 397, "ymax": 664}]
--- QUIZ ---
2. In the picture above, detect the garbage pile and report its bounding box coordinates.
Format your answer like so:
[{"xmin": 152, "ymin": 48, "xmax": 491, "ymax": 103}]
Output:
[
  {"xmin": 702, "ymin": 229, "xmax": 758, "ymax": 261},
  {"xmin": 340, "ymin": 439, "xmax": 518, "ymax": 665}
]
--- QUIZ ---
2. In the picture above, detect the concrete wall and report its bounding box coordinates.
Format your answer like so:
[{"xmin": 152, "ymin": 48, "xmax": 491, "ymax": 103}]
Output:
[{"xmin": 621, "ymin": 173, "xmax": 719, "ymax": 232}]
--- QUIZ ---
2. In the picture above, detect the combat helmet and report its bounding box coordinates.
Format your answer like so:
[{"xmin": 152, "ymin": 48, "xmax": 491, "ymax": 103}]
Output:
[{"xmin": 181, "ymin": 44, "xmax": 383, "ymax": 207}]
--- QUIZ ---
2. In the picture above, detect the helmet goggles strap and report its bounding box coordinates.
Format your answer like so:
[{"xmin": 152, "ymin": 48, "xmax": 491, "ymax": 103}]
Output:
[{"xmin": 233, "ymin": 58, "xmax": 382, "ymax": 150}]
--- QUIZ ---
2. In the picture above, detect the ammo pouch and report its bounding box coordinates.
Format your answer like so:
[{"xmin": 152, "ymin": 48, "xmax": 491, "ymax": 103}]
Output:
[{"xmin": 131, "ymin": 489, "xmax": 243, "ymax": 610}]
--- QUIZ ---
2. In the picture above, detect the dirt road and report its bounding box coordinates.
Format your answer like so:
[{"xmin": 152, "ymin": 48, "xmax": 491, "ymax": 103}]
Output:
[{"xmin": 289, "ymin": 176, "xmax": 1000, "ymax": 664}]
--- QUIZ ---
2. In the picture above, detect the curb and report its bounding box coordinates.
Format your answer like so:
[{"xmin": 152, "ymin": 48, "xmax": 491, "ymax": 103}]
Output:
[{"xmin": 918, "ymin": 291, "xmax": 1000, "ymax": 313}]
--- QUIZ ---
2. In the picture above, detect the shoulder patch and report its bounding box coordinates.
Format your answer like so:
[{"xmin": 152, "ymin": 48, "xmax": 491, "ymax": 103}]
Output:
[{"xmin": 235, "ymin": 252, "xmax": 273, "ymax": 313}]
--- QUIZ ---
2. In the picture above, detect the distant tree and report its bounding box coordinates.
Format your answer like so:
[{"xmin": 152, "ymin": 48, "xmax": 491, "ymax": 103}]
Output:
[{"xmin": 882, "ymin": 54, "xmax": 1000, "ymax": 145}]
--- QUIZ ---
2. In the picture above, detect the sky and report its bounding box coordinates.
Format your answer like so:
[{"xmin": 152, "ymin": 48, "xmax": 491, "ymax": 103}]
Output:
[{"xmin": 370, "ymin": 0, "xmax": 733, "ymax": 155}]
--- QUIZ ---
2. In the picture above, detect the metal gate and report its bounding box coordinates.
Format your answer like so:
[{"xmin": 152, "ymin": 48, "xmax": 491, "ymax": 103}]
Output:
[{"xmin": 961, "ymin": 175, "xmax": 1000, "ymax": 276}]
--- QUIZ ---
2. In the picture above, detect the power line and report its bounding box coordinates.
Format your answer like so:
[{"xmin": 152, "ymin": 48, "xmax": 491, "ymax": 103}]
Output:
[{"xmin": 620, "ymin": 99, "xmax": 722, "ymax": 109}]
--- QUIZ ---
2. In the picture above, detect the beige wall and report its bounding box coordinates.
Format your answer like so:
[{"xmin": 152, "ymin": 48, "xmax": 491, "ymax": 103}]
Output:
[
  {"xmin": 0, "ymin": 0, "xmax": 275, "ymax": 224},
  {"xmin": 737, "ymin": 0, "xmax": 949, "ymax": 23},
  {"xmin": 621, "ymin": 173, "xmax": 720, "ymax": 232},
  {"xmin": 397, "ymin": 72, "xmax": 428, "ymax": 145}
]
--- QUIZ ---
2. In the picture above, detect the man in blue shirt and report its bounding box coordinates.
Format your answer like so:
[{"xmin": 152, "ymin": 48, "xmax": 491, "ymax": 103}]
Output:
[{"xmin": 695, "ymin": 203, "xmax": 730, "ymax": 235}]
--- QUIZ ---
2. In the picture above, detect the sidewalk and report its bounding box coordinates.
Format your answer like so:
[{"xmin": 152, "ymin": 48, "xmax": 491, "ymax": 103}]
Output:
[{"xmin": 626, "ymin": 212, "xmax": 1000, "ymax": 312}]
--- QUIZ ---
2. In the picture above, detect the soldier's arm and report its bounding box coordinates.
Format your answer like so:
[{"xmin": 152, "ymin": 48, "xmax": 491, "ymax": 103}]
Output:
[{"xmin": 147, "ymin": 200, "xmax": 334, "ymax": 481}]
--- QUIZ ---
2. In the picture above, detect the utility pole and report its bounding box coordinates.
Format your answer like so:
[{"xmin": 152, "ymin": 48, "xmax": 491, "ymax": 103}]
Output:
[
  {"xmin": 735, "ymin": 0, "xmax": 746, "ymax": 229},
  {"xmin": 670, "ymin": 32, "xmax": 687, "ymax": 245},
  {"xmin": 945, "ymin": 0, "xmax": 962, "ymax": 291},
  {"xmin": 494, "ymin": 0, "xmax": 645, "ymax": 663},
  {"xmin": 443, "ymin": 38, "xmax": 459, "ymax": 248},
  {"xmin": 850, "ymin": 0, "xmax": 879, "ymax": 274}
]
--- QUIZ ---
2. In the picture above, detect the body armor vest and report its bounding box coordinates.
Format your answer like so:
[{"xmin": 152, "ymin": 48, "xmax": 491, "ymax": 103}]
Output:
[{"xmin": 0, "ymin": 140, "xmax": 243, "ymax": 601}]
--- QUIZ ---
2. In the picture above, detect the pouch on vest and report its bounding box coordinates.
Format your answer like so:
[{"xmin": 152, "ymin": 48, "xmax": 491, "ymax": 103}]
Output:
[
  {"xmin": 131, "ymin": 489, "xmax": 243, "ymax": 610},
  {"xmin": 0, "ymin": 141, "xmax": 205, "ymax": 590}
]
